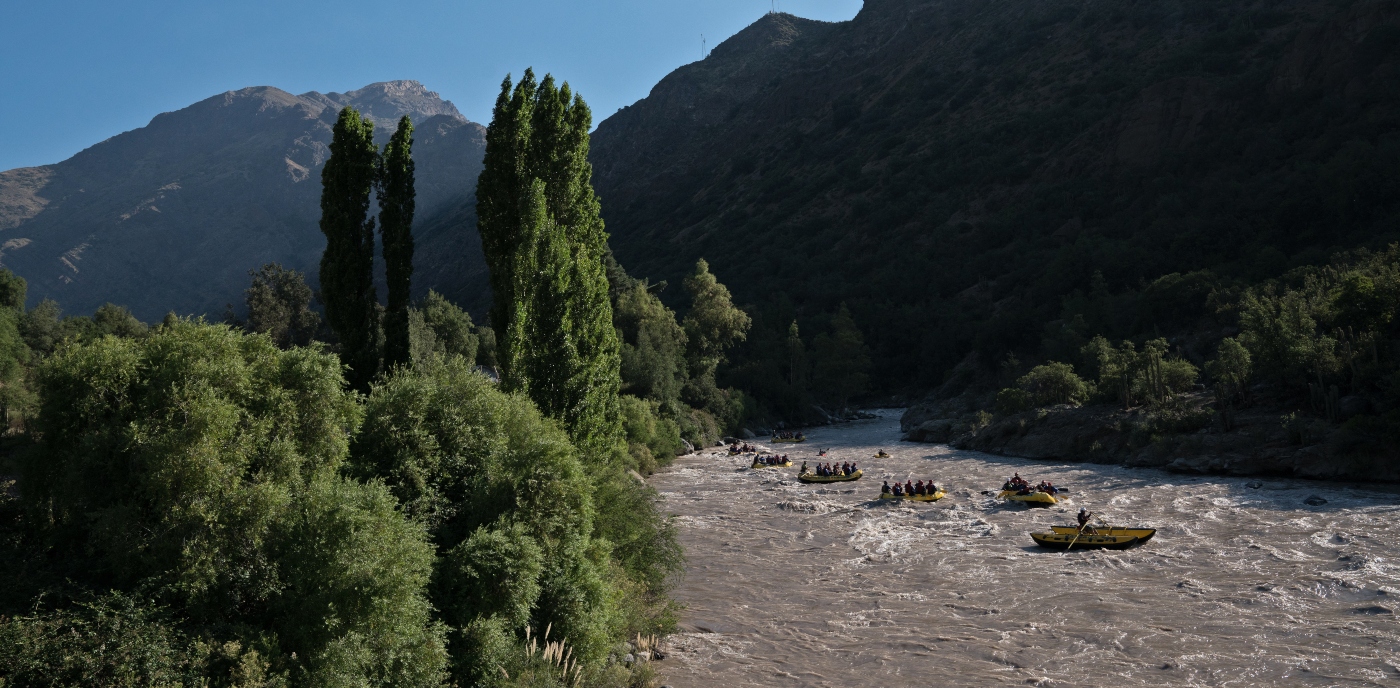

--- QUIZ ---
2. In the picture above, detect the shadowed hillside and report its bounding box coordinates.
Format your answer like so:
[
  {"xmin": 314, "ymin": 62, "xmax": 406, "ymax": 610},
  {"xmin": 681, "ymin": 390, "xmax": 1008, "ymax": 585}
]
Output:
[
  {"xmin": 588, "ymin": 0, "xmax": 1400, "ymax": 393},
  {"xmin": 0, "ymin": 81, "xmax": 486, "ymax": 319}
]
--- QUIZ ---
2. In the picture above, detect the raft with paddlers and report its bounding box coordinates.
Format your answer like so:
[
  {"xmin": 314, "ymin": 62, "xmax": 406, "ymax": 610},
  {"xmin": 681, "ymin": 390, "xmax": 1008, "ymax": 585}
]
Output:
[
  {"xmin": 799, "ymin": 469, "xmax": 862, "ymax": 483},
  {"xmin": 997, "ymin": 489, "xmax": 1059, "ymax": 506},
  {"xmin": 751, "ymin": 460, "xmax": 792, "ymax": 469},
  {"xmin": 1048, "ymin": 525, "xmax": 1156, "ymax": 544},
  {"xmin": 772, "ymin": 437, "xmax": 806, "ymax": 443},
  {"xmin": 873, "ymin": 450, "xmax": 890, "ymax": 458},
  {"xmin": 880, "ymin": 490, "xmax": 944, "ymax": 502},
  {"xmin": 1030, "ymin": 531, "xmax": 1144, "ymax": 550}
]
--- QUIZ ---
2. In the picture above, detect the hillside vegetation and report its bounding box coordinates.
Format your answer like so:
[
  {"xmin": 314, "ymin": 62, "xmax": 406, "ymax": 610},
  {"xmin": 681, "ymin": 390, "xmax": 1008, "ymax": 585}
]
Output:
[{"xmin": 588, "ymin": 0, "xmax": 1400, "ymax": 406}]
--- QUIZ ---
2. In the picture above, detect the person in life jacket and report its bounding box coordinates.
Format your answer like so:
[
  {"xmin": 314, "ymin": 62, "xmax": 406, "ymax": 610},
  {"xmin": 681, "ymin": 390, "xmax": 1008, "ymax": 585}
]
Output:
[{"xmin": 1077, "ymin": 508, "xmax": 1097, "ymax": 534}]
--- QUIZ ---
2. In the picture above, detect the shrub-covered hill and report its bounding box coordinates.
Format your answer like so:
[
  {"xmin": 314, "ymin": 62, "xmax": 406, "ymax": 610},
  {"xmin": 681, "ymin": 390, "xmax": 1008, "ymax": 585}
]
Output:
[{"xmin": 587, "ymin": 0, "xmax": 1400, "ymax": 394}]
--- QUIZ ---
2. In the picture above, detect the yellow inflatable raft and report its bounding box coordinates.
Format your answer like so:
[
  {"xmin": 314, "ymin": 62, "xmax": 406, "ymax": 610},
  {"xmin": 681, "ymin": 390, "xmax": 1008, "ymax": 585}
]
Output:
[
  {"xmin": 751, "ymin": 460, "xmax": 793, "ymax": 469},
  {"xmin": 1030, "ymin": 531, "xmax": 1143, "ymax": 550},
  {"xmin": 798, "ymin": 469, "xmax": 862, "ymax": 483},
  {"xmin": 997, "ymin": 489, "xmax": 1059, "ymax": 506},
  {"xmin": 879, "ymin": 490, "xmax": 945, "ymax": 502},
  {"xmin": 1049, "ymin": 526, "xmax": 1156, "ymax": 544}
]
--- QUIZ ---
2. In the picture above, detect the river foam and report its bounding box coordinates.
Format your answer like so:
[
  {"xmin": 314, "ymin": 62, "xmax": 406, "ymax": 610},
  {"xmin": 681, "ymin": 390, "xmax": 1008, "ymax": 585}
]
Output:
[{"xmin": 648, "ymin": 410, "xmax": 1400, "ymax": 686}]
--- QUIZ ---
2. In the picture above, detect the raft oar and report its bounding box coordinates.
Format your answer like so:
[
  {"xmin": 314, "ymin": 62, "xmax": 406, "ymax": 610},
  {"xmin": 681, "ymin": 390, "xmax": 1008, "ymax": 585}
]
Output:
[{"xmin": 1067, "ymin": 512, "xmax": 1093, "ymax": 550}]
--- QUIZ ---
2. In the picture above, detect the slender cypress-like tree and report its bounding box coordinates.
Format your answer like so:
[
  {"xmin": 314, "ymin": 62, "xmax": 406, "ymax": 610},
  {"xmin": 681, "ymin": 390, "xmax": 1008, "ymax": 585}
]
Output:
[
  {"xmin": 318, "ymin": 107, "xmax": 381, "ymax": 392},
  {"xmin": 379, "ymin": 115, "xmax": 416, "ymax": 371},
  {"xmin": 476, "ymin": 70, "xmax": 622, "ymax": 457}
]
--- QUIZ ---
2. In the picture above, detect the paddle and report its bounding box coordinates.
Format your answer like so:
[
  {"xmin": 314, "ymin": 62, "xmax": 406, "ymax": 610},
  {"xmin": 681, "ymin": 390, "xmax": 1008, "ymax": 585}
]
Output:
[{"xmin": 1067, "ymin": 511, "xmax": 1093, "ymax": 550}]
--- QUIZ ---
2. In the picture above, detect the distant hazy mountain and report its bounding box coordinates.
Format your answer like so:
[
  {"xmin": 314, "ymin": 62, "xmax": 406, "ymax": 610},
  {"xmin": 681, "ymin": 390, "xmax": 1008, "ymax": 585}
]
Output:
[
  {"xmin": 0, "ymin": 80, "xmax": 486, "ymax": 320},
  {"xmin": 587, "ymin": 0, "xmax": 1400, "ymax": 391}
]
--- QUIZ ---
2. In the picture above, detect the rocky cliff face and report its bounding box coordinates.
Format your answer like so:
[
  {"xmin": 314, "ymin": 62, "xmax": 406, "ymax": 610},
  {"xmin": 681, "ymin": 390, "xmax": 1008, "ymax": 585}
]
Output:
[{"xmin": 0, "ymin": 81, "xmax": 486, "ymax": 319}]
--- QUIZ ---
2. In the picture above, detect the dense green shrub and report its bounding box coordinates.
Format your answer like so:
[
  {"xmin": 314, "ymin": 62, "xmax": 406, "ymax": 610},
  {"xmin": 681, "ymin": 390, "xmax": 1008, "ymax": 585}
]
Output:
[
  {"xmin": 995, "ymin": 387, "xmax": 1032, "ymax": 414},
  {"xmin": 620, "ymin": 395, "xmax": 684, "ymax": 474},
  {"xmin": 417, "ymin": 289, "xmax": 479, "ymax": 364},
  {"xmin": 349, "ymin": 357, "xmax": 680, "ymax": 685},
  {"xmin": 18, "ymin": 320, "xmax": 447, "ymax": 687},
  {"xmin": 1016, "ymin": 362, "xmax": 1090, "ymax": 406},
  {"xmin": 0, "ymin": 593, "xmax": 213, "ymax": 688}
]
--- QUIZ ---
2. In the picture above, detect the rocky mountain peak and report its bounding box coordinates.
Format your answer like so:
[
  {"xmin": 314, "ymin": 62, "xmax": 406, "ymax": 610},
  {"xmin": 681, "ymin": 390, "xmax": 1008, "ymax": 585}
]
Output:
[{"xmin": 301, "ymin": 80, "xmax": 464, "ymax": 130}]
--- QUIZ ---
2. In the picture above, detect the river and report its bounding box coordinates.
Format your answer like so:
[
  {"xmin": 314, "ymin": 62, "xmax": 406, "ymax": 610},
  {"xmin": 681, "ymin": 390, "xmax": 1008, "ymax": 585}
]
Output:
[{"xmin": 647, "ymin": 409, "xmax": 1400, "ymax": 687}]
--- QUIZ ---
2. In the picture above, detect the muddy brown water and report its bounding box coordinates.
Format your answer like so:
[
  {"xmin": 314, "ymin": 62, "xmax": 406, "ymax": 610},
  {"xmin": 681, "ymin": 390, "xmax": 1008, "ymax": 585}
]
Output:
[{"xmin": 647, "ymin": 410, "xmax": 1400, "ymax": 687}]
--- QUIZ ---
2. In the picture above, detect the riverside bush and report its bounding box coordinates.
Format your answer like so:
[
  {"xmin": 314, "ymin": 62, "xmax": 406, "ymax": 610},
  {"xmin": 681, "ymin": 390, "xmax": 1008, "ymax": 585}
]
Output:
[
  {"xmin": 349, "ymin": 356, "xmax": 681, "ymax": 686},
  {"xmin": 1016, "ymin": 362, "xmax": 1090, "ymax": 407},
  {"xmin": 14, "ymin": 319, "xmax": 447, "ymax": 686}
]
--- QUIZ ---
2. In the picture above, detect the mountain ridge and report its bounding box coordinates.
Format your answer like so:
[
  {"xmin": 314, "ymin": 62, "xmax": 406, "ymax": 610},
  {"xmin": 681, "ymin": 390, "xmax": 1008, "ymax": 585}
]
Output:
[
  {"xmin": 0, "ymin": 80, "xmax": 485, "ymax": 320},
  {"xmin": 586, "ymin": 0, "xmax": 1400, "ymax": 393}
]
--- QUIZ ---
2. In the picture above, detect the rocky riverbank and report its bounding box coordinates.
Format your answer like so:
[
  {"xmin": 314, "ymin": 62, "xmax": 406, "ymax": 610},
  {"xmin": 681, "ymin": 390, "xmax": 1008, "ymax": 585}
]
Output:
[{"xmin": 901, "ymin": 393, "xmax": 1400, "ymax": 482}]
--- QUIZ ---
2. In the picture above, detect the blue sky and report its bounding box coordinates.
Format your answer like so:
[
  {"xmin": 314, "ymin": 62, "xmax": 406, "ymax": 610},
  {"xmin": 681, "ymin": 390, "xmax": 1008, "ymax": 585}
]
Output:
[{"xmin": 0, "ymin": 0, "xmax": 863, "ymax": 171}]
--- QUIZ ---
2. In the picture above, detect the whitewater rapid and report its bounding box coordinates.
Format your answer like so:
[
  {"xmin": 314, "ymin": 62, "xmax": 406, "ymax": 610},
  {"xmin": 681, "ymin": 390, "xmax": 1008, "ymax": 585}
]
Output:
[{"xmin": 647, "ymin": 409, "xmax": 1400, "ymax": 687}]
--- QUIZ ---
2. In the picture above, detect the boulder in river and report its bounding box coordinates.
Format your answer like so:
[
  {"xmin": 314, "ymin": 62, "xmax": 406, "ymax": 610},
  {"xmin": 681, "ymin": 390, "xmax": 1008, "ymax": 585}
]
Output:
[{"xmin": 1304, "ymin": 495, "xmax": 1328, "ymax": 506}]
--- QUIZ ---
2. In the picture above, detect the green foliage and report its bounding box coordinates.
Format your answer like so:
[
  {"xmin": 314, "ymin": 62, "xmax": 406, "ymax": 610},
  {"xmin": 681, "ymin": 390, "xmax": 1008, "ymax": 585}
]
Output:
[
  {"xmin": 673, "ymin": 259, "xmax": 754, "ymax": 431},
  {"xmin": 0, "ymin": 269, "xmax": 27, "ymax": 311},
  {"xmin": 614, "ymin": 280, "xmax": 687, "ymax": 407},
  {"xmin": 476, "ymin": 324, "xmax": 499, "ymax": 368},
  {"xmin": 0, "ymin": 592, "xmax": 220, "ymax": 688},
  {"xmin": 476, "ymin": 70, "xmax": 622, "ymax": 459},
  {"xmin": 242, "ymin": 263, "xmax": 320, "ymax": 348},
  {"xmin": 18, "ymin": 299, "xmax": 64, "ymax": 356},
  {"xmin": 1078, "ymin": 335, "xmax": 1196, "ymax": 407},
  {"xmin": 716, "ymin": 302, "xmax": 820, "ymax": 424},
  {"xmin": 19, "ymin": 320, "xmax": 446, "ymax": 686},
  {"xmin": 408, "ymin": 291, "xmax": 478, "ymax": 369},
  {"xmin": 1133, "ymin": 338, "xmax": 1200, "ymax": 404},
  {"xmin": 1015, "ymin": 361, "xmax": 1089, "ymax": 407},
  {"xmin": 272, "ymin": 477, "xmax": 447, "ymax": 687},
  {"xmin": 1238, "ymin": 284, "xmax": 1334, "ymax": 386},
  {"xmin": 412, "ymin": 290, "xmax": 479, "ymax": 366},
  {"xmin": 0, "ymin": 307, "xmax": 33, "ymax": 428},
  {"xmin": 1207, "ymin": 337, "xmax": 1252, "ymax": 400},
  {"xmin": 593, "ymin": 0, "xmax": 1400, "ymax": 402},
  {"xmin": 1209, "ymin": 336, "xmax": 1254, "ymax": 428},
  {"xmin": 810, "ymin": 303, "xmax": 872, "ymax": 409},
  {"xmin": 681, "ymin": 259, "xmax": 751, "ymax": 381},
  {"xmin": 619, "ymin": 395, "xmax": 684, "ymax": 474},
  {"xmin": 91, "ymin": 304, "xmax": 149, "ymax": 340},
  {"xmin": 348, "ymin": 357, "xmax": 671, "ymax": 684},
  {"xmin": 379, "ymin": 116, "xmax": 417, "ymax": 372},
  {"xmin": 438, "ymin": 523, "xmax": 544, "ymax": 629},
  {"xmin": 319, "ymin": 106, "xmax": 382, "ymax": 392},
  {"xmin": 995, "ymin": 387, "xmax": 1032, "ymax": 414}
]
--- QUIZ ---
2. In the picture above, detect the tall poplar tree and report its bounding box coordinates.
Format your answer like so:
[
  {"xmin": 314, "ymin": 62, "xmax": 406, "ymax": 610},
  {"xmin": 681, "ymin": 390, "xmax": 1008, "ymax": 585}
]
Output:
[
  {"xmin": 476, "ymin": 70, "xmax": 622, "ymax": 457},
  {"xmin": 319, "ymin": 107, "xmax": 381, "ymax": 392},
  {"xmin": 379, "ymin": 115, "xmax": 416, "ymax": 371}
]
